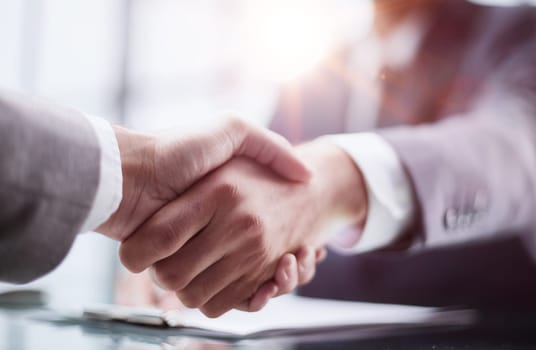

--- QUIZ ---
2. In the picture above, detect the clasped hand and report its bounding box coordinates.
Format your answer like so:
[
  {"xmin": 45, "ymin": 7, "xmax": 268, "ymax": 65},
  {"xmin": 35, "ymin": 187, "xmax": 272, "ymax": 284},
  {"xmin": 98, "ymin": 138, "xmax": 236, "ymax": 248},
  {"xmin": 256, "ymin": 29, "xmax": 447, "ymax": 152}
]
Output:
[{"xmin": 98, "ymin": 118, "xmax": 366, "ymax": 317}]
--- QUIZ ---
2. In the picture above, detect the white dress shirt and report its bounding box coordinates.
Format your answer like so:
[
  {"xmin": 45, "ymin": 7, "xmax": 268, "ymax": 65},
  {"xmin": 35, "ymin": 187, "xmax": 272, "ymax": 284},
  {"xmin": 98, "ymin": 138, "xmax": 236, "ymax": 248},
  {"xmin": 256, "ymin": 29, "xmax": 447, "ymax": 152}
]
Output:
[
  {"xmin": 79, "ymin": 115, "xmax": 122, "ymax": 233},
  {"xmin": 320, "ymin": 22, "xmax": 419, "ymax": 253},
  {"xmin": 326, "ymin": 133, "xmax": 415, "ymax": 253}
]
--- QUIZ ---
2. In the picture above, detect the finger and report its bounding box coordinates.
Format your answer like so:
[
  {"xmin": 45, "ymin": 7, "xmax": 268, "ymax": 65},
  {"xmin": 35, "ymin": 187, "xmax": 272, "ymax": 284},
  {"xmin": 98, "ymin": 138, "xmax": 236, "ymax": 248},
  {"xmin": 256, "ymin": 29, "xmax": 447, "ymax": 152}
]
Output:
[
  {"xmin": 296, "ymin": 246, "xmax": 317, "ymax": 285},
  {"xmin": 151, "ymin": 224, "xmax": 228, "ymax": 291},
  {"xmin": 175, "ymin": 255, "xmax": 244, "ymax": 309},
  {"xmin": 315, "ymin": 247, "xmax": 328, "ymax": 263},
  {"xmin": 225, "ymin": 117, "xmax": 312, "ymax": 182},
  {"xmin": 200, "ymin": 276, "xmax": 259, "ymax": 318},
  {"xmin": 236, "ymin": 281, "xmax": 278, "ymax": 312},
  {"xmin": 273, "ymin": 253, "xmax": 299, "ymax": 297},
  {"xmin": 152, "ymin": 210, "xmax": 253, "ymax": 292},
  {"xmin": 119, "ymin": 182, "xmax": 216, "ymax": 273},
  {"xmin": 236, "ymin": 253, "xmax": 299, "ymax": 311}
]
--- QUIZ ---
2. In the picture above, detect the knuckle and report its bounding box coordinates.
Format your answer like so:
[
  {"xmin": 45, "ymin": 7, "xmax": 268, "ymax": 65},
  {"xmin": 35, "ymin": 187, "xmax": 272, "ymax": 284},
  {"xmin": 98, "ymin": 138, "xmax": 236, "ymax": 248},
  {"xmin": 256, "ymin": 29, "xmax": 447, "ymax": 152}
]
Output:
[
  {"xmin": 151, "ymin": 223, "xmax": 179, "ymax": 257},
  {"xmin": 239, "ymin": 213, "xmax": 265, "ymax": 233},
  {"xmin": 215, "ymin": 181, "xmax": 240, "ymax": 200},
  {"xmin": 177, "ymin": 289, "xmax": 204, "ymax": 309},
  {"xmin": 118, "ymin": 244, "xmax": 143, "ymax": 273},
  {"xmin": 201, "ymin": 305, "xmax": 226, "ymax": 319},
  {"xmin": 201, "ymin": 281, "xmax": 251, "ymax": 318},
  {"xmin": 214, "ymin": 177, "xmax": 241, "ymax": 206},
  {"xmin": 225, "ymin": 115, "xmax": 248, "ymax": 134},
  {"xmin": 153, "ymin": 265, "xmax": 187, "ymax": 291}
]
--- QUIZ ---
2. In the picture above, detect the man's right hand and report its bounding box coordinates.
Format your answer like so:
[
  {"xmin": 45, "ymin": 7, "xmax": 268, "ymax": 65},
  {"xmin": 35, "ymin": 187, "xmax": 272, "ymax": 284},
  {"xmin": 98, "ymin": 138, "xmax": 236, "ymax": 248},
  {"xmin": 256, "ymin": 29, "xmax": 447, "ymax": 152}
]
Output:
[
  {"xmin": 98, "ymin": 117, "xmax": 311, "ymax": 241},
  {"xmin": 96, "ymin": 117, "xmax": 318, "ymax": 313}
]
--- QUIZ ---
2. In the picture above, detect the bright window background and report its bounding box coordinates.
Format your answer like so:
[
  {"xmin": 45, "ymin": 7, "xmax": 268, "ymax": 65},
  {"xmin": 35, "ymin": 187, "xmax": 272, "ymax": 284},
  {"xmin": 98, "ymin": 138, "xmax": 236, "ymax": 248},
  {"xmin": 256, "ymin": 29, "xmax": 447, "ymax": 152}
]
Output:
[{"xmin": 126, "ymin": 0, "xmax": 373, "ymax": 132}]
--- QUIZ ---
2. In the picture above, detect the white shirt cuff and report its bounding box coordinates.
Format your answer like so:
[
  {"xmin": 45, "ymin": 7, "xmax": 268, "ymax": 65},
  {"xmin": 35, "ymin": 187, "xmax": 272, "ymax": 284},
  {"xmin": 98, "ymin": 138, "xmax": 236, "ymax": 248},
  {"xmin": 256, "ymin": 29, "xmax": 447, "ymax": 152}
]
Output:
[
  {"xmin": 323, "ymin": 133, "xmax": 415, "ymax": 253},
  {"xmin": 79, "ymin": 115, "xmax": 123, "ymax": 233}
]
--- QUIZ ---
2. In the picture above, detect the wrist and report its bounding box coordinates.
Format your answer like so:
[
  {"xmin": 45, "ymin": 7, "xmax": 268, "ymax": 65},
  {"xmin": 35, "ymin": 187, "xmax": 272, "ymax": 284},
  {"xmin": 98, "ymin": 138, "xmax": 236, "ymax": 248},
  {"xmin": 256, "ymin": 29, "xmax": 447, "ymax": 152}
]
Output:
[
  {"xmin": 296, "ymin": 141, "xmax": 368, "ymax": 228},
  {"xmin": 98, "ymin": 126, "xmax": 156, "ymax": 240},
  {"xmin": 114, "ymin": 125, "xmax": 157, "ymax": 207}
]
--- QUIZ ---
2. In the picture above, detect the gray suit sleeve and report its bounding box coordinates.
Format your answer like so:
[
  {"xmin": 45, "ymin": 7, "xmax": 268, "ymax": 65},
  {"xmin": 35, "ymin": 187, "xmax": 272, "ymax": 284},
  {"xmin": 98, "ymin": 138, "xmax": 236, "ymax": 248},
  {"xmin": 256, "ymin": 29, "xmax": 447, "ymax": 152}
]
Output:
[
  {"xmin": 0, "ymin": 90, "xmax": 101, "ymax": 283},
  {"xmin": 380, "ymin": 42, "xmax": 536, "ymax": 254}
]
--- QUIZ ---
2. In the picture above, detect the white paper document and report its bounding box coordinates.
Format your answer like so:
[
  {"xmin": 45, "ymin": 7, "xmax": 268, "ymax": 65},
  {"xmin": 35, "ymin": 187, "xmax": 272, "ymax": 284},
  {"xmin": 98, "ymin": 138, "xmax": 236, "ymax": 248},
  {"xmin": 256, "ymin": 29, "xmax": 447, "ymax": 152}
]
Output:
[{"xmin": 83, "ymin": 295, "xmax": 476, "ymax": 339}]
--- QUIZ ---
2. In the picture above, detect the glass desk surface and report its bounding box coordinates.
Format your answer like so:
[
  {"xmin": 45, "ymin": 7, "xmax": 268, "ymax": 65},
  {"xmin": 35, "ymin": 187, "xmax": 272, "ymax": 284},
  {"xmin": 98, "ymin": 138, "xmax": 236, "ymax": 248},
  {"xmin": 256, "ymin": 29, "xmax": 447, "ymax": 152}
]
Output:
[{"xmin": 2, "ymin": 306, "xmax": 536, "ymax": 350}]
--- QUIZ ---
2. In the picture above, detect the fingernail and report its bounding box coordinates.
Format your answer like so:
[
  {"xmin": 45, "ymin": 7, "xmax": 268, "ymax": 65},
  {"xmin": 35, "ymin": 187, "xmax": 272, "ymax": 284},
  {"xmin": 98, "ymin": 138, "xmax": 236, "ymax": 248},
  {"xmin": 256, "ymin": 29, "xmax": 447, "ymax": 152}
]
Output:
[
  {"xmin": 282, "ymin": 269, "xmax": 289, "ymax": 281},
  {"xmin": 270, "ymin": 285, "xmax": 279, "ymax": 297}
]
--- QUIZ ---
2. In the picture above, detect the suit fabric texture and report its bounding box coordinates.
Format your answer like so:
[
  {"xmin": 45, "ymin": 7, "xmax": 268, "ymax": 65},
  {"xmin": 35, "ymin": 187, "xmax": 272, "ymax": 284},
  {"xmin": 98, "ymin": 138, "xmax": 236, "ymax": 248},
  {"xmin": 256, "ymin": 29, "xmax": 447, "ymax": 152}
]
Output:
[{"xmin": 0, "ymin": 90, "xmax": 100, "ymax": 283}]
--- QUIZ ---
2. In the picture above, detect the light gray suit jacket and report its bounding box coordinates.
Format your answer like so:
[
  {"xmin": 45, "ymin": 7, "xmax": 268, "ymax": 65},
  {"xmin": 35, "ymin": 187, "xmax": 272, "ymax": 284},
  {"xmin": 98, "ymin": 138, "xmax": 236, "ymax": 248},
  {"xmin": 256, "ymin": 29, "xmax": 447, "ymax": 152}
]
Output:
[
  {"xmin": 271, "ymin": 1, "xmax": 536, "ymax": 307},
  {"xmin": 0, "ymin": 90, "xmax": 100, "ymax": 283}
]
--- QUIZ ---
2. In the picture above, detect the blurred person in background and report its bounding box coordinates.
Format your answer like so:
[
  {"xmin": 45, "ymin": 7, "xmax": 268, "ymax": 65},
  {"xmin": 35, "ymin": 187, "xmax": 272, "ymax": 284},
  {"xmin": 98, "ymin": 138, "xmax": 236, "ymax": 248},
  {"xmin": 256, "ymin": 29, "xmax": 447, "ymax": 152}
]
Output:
[
  {"xmin": 122, "ymin": 0, "xmax": 536, "ymax": 312},
  {"xmin": 273, "ymin": 0, "xmax": 536, "ymax": 308}
]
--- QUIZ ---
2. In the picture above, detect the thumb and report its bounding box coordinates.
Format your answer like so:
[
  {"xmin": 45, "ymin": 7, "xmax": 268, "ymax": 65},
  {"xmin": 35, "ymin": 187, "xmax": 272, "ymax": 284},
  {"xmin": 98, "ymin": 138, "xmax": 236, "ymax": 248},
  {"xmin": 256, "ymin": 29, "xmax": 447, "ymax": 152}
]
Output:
[{"xmin": 225, "ymin": 117, "xmax": 312, "ymax": 182}]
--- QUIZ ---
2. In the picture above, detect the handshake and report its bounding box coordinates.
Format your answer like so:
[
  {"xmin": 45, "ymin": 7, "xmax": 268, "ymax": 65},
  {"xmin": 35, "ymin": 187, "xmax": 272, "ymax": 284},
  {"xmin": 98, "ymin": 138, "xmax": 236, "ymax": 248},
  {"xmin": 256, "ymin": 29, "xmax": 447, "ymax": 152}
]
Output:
[{"xmin": 98, "ymin": 117, "xmax": 367, "ymax": 317}]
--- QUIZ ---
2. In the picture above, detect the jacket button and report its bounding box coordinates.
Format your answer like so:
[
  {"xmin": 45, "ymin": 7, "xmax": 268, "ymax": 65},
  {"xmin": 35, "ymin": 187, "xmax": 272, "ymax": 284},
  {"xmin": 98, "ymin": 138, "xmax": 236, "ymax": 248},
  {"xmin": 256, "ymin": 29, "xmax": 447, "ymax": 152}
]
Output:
[{"xmin": 444, "ymin": 209, "xmax": 458, "ymax": 230}]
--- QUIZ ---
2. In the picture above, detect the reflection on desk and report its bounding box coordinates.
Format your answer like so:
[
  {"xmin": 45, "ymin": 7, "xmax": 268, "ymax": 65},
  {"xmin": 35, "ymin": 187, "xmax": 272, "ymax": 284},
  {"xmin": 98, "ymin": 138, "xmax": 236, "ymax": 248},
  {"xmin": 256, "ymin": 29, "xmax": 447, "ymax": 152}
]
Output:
[
  {"xmin": 2, "ymin": 306, "xmax": 536, "ymax": 350},
  {"xmin": 82, "ymin": 295, "xmax": 476, "ymax": 339}
]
